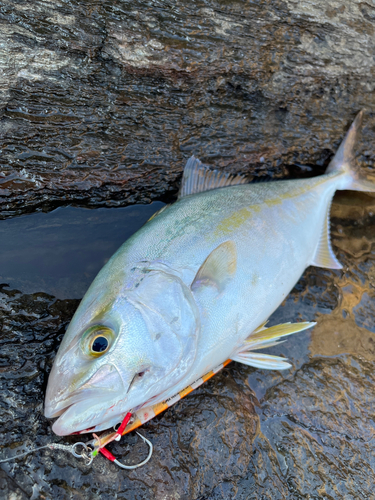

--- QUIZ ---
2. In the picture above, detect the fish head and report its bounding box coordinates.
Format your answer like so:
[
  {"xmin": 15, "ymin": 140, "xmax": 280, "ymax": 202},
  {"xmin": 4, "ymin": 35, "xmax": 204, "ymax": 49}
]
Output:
[{"xmin": 45, "ymin": 265, "xmax": 199, "ymax": 435}]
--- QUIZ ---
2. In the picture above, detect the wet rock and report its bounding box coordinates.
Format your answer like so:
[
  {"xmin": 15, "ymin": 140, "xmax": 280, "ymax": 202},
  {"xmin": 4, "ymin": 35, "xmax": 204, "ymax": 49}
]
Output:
[
  {"xmin": 0, "ymin": 469, "xmax": 28, "ymax": 500},
  {"xmin": 248, "ymin": 356, "xmax": 375, "ymax": 499},
  {"xmin": 1, "ymin": 0, "xmax": 375, "ymax": 218}
]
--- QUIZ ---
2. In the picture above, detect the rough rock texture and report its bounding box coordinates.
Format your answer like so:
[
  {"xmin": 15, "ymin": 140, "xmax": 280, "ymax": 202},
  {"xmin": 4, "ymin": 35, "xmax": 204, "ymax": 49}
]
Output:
[
  {"xmin": 1, "ymin": 1, "xmax": 375, "ymax": 499},
  {"xmin": 1, "ymin": 0, "xmax": 375, "ymax": 217}
]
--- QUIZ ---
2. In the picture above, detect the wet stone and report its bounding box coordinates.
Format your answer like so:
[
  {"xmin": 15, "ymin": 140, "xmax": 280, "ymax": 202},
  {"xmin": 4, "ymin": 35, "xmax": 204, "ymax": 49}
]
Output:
[
  {"xmin": 1, "ymin": 0, "xmax": 375, "ymax": 218},
  {"xmin": 251, "ymin": 357, "xmax": 375, "ymax": 499}
]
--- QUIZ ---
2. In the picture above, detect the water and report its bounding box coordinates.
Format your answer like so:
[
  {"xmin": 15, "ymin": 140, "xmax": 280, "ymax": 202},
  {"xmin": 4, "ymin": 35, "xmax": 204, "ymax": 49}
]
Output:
[
  {"xmin": 0, "ymin": 193, "xmax": 375, "ymax": 499},
  {"xmin": 0, "ymin": 202, "xmax": 165, "ymax": 299}
]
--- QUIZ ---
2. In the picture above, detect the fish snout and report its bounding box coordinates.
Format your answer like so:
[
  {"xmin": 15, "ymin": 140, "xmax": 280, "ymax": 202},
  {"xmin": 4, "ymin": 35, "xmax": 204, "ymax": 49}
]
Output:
[{"xmin": 44, "ymin": 363, "xmax": 125, "ymax": 423}]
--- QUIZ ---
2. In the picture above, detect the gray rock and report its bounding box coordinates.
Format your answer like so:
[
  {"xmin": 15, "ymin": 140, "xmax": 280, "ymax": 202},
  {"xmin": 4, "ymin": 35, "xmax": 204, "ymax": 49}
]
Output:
[{"xmin": 1, "ymin": 0, "xmax": 374, "ymax": 217}]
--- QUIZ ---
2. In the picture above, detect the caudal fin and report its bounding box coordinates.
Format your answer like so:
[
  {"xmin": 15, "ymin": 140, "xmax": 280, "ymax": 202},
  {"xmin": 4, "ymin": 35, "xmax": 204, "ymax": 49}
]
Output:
[{"xmin": 326, "ymin": 110, "xmax": 375, "ymax": 192}]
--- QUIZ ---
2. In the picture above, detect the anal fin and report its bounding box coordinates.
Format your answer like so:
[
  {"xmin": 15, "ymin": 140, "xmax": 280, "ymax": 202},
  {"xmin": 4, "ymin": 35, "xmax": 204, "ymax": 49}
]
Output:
[
  {"xmin": 311, "ymin": 201, "xmax": 342, "ymax": 270},
  {"xmin": 232, "ymin": 321, "xmax": 315, "ymax": 370}
]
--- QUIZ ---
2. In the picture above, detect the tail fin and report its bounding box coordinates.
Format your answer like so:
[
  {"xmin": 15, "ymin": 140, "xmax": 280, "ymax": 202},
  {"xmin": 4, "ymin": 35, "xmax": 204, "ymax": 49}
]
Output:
[{"xmin": 326, "ymin": 110, "xmax": 375, "ymax": 192}]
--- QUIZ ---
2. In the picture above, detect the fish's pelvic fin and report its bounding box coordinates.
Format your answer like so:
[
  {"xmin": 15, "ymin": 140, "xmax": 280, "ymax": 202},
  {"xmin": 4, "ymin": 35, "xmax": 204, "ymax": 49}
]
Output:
[
  {"xmin": 311, "ymin": 200, "xmax": 342, "ymax": 269},
  {"xmin": 326, "ymin": 110, "xmax": 375, "ymax": 192},
  {"xmin": 191, "ymin": 240, "xmax": 237, "ymax": 292},
  {"xmin": 246, "ymin": 321, "xmax": 316, "ymax": 349},
  {"xmin": 232, "ymin": 352, "xmax": 292, "ymax": 370},
  {"xmin": 232, "ymin": 321, "xmax": 315, "ymax": 370},
  {"xmin": 178, "ymin": 156, "xmax": 248, "ymax": 199}
]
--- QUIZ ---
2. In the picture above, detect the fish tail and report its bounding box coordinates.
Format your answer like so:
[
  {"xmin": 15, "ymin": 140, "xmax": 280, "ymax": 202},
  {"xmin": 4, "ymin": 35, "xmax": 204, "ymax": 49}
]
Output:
[{"xmin": 326, "ymin": 110, "xmax": 375, "ymax": 192}]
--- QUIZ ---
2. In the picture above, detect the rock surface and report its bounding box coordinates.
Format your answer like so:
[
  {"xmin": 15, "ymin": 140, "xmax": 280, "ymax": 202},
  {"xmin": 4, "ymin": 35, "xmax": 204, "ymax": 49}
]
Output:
[
  {"xmin": 1, "ymin": 0, "xmax": 375, "ymax": 217},
  {"xmin": 1, "ymin": 1, "xmax": 375, "ymax": 499}
]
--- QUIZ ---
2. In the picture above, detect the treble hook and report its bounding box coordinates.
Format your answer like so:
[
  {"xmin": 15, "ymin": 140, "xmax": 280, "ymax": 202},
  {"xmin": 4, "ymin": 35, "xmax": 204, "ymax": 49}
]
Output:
[{"xmin": 100, "ymin": 432, "xmax": 153, "ymax": 469}]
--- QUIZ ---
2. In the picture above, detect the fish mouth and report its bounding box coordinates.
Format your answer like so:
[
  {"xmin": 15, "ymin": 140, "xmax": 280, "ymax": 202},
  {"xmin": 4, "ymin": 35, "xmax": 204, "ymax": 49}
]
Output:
[
  {"xmin": 50, "ymin": 396, "xmax": 126, "ymax": 436},
  {"xmin": 47, "ymin": 387, "xmax": 169, "ymax": 436},
  {"xmin": 44, "ymin": 363, "xmax": 127, "ymax": 435},
  {"xmin": 45, "ymin": 391, "xmax": 89, "ymax": 419}
]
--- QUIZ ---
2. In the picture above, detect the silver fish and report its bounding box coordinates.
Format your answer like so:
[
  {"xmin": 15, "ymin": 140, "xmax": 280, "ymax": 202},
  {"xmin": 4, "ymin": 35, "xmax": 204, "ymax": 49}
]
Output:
[{"xmin": 45, "ymin": 111, "xmax": 374, "ymax": 436}]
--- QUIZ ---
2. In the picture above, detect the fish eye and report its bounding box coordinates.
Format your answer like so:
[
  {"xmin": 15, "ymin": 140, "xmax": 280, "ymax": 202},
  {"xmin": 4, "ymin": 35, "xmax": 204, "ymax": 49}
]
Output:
[
  {"xmin": 81, "ymin": 325, "xmax": 116, "ymax": 358},
  {"xmin": 91, "ymin": 336, "xmax": 109, "ymax": 353}
]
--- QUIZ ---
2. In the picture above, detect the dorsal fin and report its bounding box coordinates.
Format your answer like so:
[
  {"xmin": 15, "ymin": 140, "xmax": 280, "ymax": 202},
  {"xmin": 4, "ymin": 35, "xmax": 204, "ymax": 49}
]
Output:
[
  {"xmin": 178, "ymin": 156, "xmax": 248, "ymax": 199},
  {"xmin": 311, "ymin": 200, "xmax": 342, "ymax": 270}
]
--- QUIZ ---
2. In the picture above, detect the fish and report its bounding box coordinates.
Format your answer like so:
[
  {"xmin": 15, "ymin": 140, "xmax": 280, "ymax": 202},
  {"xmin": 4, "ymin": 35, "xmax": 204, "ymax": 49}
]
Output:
[{"xmin": 44, "ymin": 111, "xmax": 375, "ymax": 436}]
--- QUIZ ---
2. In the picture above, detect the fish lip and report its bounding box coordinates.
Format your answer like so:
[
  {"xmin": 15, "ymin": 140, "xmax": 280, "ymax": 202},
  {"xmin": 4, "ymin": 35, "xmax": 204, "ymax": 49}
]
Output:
[
  {"xmin": 45, "ymin": 385, "xmax": 97, "ymax": 418},
  {"xmin": 51, "ymin": 397, "xmax": 128, "ymax": 436},
  {"xmin": 50, "ymin": 390, "xmax": 161, "ymax": 436},
  {"xmin": 44, "ymin": 394, "xmax": 81, "ymax": 419},
  {"xmin": 45, "ymin": 362, "xmax": 125, "ymax": 419},
  {"xmin": 50, "ymin": 385, "xmax": 178, "ymax": 435},
  {"xmin": 45, "ymin": 385, "xmax": 121, "ymax": 420}
]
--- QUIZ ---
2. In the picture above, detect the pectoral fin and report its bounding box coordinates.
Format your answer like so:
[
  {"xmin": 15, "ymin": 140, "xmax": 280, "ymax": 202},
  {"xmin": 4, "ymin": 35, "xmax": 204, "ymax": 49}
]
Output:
[
  {"xmin": 191, "ymin": 241, "xmax": 237, "ymax": 292},
  {"xmin": 232, "ymin": 321, "xmax": 315, "ymax": 370}
]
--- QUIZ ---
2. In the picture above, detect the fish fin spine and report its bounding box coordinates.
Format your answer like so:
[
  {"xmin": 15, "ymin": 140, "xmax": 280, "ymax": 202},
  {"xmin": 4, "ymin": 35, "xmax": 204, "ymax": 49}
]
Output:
[
  {"xmin": 178, "ymin": 156, "xmax": 248, "ymax": 198},
  {"xmin": 326, "ymin": 110, "xmax": 375, "ymax": 192}
]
